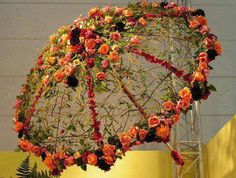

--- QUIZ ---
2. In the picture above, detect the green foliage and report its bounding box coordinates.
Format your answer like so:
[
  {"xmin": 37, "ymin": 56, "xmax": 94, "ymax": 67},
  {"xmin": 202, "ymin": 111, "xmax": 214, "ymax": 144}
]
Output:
[
  {"xmin": 16, "ymin": 156, "xmax": 31, "ymax": 177},
  {"xmin": 16, "ymin": 156, "xmax": 51, "ymax": 178}
]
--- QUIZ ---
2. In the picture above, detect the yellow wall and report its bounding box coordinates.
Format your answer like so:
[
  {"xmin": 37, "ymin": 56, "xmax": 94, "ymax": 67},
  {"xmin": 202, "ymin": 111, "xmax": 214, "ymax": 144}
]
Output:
[
  {"xmin": 204, "ymin": 115, "xmax": 236, "ymax": 178},
  {"xmin": 0, "ymin": 152, "xmax": 47, "ymax": 178},
  {"xmin": 1, "ymin": 115, "xmax": 236, "ymax": 178}
]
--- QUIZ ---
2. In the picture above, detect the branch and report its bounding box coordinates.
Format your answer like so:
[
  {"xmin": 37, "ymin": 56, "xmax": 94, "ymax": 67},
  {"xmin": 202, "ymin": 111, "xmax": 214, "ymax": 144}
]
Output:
[{"xmin": 110, "ymin": 69, "xmax": 148, "ymax": 120}]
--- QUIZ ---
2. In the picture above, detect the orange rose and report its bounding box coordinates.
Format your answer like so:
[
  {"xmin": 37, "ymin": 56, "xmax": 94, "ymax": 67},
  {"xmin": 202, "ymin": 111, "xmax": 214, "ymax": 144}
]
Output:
[
  {"xmin": 128, "ymin": 126, "xmax": 139, "ymax": 138},
  {"xmin": 119, "ymin": 132, "xmax": 132, "ymax": 147},
  {"xmin": 122, "ymin": 9, "xmax": 133, "ymax": 17},
  {"xmin": 102, "ymin": 155, "xmax": 114, "ymax": 165},
  {"xmin": 44, "ymin": 154, "xmax": 57, "ymax": 170},
  {"xmin": 64, "ymin": 64, "xmax": 75, "ymax": 76},
  {"xmin": 162, "ymin": 101, "xmax": 175, "ymax": 111},
  {"xmin": 98, "ymin": 44, "xmax": 110, "ymax": 55},
  {"xmin": 14, "ymin": 121, "xmax": 24, "ymax": 132},
  {"xmin": 110, "ymin": 32, "xmax": 121, "ymax": 41},
  {"xmin": 156, "ymin": 125, "xmax": 170, "ymax": 141},
  {"xmin": 115, "ymin": 7, "xmax": 124, "ymax": 14},
  {"xmin": 189, "ymin": 19, "xmax": 200, "ymax": 29},
  {"xmin": 178, "ymin": 87, "xmax": 191, "ymax": 99},
  {"xmin": 138, "ymin": 17, "xmax": 147, "ymax": 26},
  {"xmin": 193, "ymin": 71, "xmax": 205, "ymax": 81},
  {"xmin": 172, "ymin": 114, "xmax": 180, "ymax": 124},
  {"xmin": 85, "ymin": 39, "xmax": 97, "ymax": 50},
  {"xmin": 18, "ymin": 139, "xmax": 33, "ymax": 152},
  {"xmin": 178, "ymin": 99, "xmax": 190, "ymax": 110},
  {"xmin": 152, "ymin": 2, "xmax": 159, "ymax": 8},
  {"xmin": 214, "ymin": 41, "xmax": 222, "ymax": 55},
  {"xmin": 58, "ymin": 150, "xmax": 66, "ymax": 159},
  {"xmin": 96, "ymin": 72, "xmax": 107, "ymax": 81},
  {"xmin": 198, "ymin": 61, "xmax": 208, "ymax": 72},
  {"xmin": 108, "ymin": 51, "xmax": 120, "ymax": 62},
  {"xmin": 31, "ymin": 146, "xmax": 42, "ymax": 156},
  {"xmin": 88, "ymin": 7, "xmax": 100, "ymax": 17},
  {"xmin": 58, "ymin": 57, "xmax": 69, "ymax": 66},
  {"xmin": 49, "ymin": 34, "xmax": 56, "ymax": 44},
  {"xmin": 130, "ymin": 35, "xmax": 140, "ymax": 45},
  {"xmin": 103, "ymin": 144, "xmax": 116, "ymax": 156},
  {"xmin": 53, "ymin": 70, "xmax": 66, "ymax": 82},
  {"xmin": 196, "ymin": 16, "xmax": 208, "ymax": 26},
  {"xmin": 197, "ymin": 52, "xmax": 208, "ymax": 62},
  {"xmin": 148, "ymin": 115, "xmax": 160, "ymax": 128},
  {"xmin": 87, "ymin": 153, "xmax": 98, "ymax": 165},
  {"xmin": 139, "ymin": 129, "xmax": 147, "ymax": 141}
]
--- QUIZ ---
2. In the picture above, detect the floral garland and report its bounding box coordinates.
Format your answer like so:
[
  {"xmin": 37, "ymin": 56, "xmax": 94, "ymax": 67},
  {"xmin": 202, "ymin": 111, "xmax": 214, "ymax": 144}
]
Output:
[{"xmin": 13, "ymin": 1, "xmax": 222, "ymax": 176}]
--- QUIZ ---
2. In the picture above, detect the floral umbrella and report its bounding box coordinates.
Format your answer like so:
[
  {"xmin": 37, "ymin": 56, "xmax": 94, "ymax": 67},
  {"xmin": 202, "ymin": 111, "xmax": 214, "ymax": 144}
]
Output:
[{"xmin": 13, "ymin": 1, "xmax": 222, "ymax": 176}]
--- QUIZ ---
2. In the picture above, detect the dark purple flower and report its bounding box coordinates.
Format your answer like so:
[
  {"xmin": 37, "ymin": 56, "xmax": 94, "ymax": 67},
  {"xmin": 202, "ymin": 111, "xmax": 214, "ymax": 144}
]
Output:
[{"xmin": 67, "ymin": 76, "xmax": 78, "ymax": 87}]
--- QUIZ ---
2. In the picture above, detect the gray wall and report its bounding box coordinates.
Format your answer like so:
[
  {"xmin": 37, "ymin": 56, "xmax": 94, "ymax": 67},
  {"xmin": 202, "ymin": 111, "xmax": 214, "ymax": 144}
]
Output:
[{"xmin": 0, "ymin": 0, "xmax": 235, "ymax": 150}]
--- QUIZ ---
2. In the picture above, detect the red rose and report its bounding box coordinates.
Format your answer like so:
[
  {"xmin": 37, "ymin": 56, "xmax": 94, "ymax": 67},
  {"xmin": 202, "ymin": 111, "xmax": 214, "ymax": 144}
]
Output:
[
  {"xmin": 64, "ymin": 156, "xmax": 75, "ymax": 167},
  {"xmin": 119, "ymin": 132, "xmax": 132, "ymax": 147},
  {"xmin": 86, "ymin": 58, "xmax": 95, "ymax": 68},
  {"xmin": 138, "ymin": 129, "xmax": 147, "ymax": 141},
  {"xmin": 31, "ymin": 146, "xmax": 42, "ymax": 156},
  {"xmin": 110, "ymin": 32, "xmax": 121, "ymax": 41},
  {"xmin": 96, "ymin": 72, "xmax": 107, "ymax": 81},
  {"xmin": 103, "ymin": 144, "xmax": 116, "ymax": 156}
]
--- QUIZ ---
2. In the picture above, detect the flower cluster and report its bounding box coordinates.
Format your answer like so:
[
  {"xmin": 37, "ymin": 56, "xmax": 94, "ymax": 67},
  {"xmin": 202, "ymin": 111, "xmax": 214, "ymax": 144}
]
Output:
[{"xmin": 13, "ymin": 1, "xmax": 221, "ymax": 175}]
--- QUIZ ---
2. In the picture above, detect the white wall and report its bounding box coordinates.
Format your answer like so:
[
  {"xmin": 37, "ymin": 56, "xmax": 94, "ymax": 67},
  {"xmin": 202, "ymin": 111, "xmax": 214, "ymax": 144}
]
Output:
[{"xmin": 0, "ymin": 0, "xmax": 235, "ymax": 150}]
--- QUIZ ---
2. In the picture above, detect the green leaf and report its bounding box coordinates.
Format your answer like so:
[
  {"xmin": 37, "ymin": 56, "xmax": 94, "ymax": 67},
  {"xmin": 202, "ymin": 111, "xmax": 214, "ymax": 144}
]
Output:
[
  {"xmin": 79, "ymin": 139, "xmax": 85, "ymax": 145},
  {"xmin": 67, "ymin": 124, "xmax": 76, "ymax": 132},
  {"xmin": 81, "ymin": 164, "xmax": 87, "ymax": 171},
  {"xmin": 76, "ymin": 158, "xmax": 83, "ymax": 166},
  {"xmin": 16, "ymin": 156, "xmax": 31, "ymax": 178},
  {"xmin": 208, "ymin": 84, "xmax": 217, "ymax": 91},
  {"xmin": 30, "ymin": 163, "xmax": 37, "ymax": 178}
]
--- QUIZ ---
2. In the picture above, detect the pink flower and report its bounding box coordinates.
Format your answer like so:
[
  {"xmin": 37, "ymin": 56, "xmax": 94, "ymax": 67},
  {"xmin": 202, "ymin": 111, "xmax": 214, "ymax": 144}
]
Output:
[
  {"xmin": 200, "ymin": 25, "xmax": 210, "ymax": 34},
  {"xmin": 101, "ymin": 60, "xmax": 110, "ymax": 69},
  {"xmin": 110, "ymin": 32, "xmax": 121, "ymax": 41},
  {"xmin": 13, "ymin": 99, "xmax": 23, "ymax": 109},
  {"xmin": 64, "ymin": 156, "xmax": 75, "ymax": 167}
]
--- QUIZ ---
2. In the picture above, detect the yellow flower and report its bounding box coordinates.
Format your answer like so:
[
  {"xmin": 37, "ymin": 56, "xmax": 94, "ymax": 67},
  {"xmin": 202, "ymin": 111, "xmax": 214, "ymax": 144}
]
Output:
[
  {"xmin": 104, "ymin": 15, "xmax": 113, "ymax": 23},
  {"xmin": 73, "ymin": 59, "xmax": 81, "ymax": 66},
  {"xmin": 49, "ymin": 34, "xmax": 56, "ymax": 44},
  {"xmin": 74, "ymin": 152, "xmax": 81, "ymax": 159},
  {"xmin": 60, "ymin": 34, "xmax": 68, "ymax": 44},
  {"xmin": 46, "ymin": 56, "xmax": 56, "ymax": 65}
]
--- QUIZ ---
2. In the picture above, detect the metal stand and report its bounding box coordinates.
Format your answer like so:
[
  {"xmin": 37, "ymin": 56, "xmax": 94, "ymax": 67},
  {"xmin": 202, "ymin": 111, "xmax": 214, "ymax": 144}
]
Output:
[
  {"xmin": 172, "ymin": 101, "xmax": 205, "ymax": 178},
  {"xmin": 169, "ymin": 1, "xmax": 205, "ymax": 178}
]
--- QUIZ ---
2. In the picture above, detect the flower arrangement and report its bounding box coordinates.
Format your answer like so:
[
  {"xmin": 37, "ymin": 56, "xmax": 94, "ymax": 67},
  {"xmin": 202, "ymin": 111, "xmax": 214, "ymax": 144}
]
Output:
[{"xmin": 13, "ymin": 1, "xmax": 221, "ymax": 176}]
